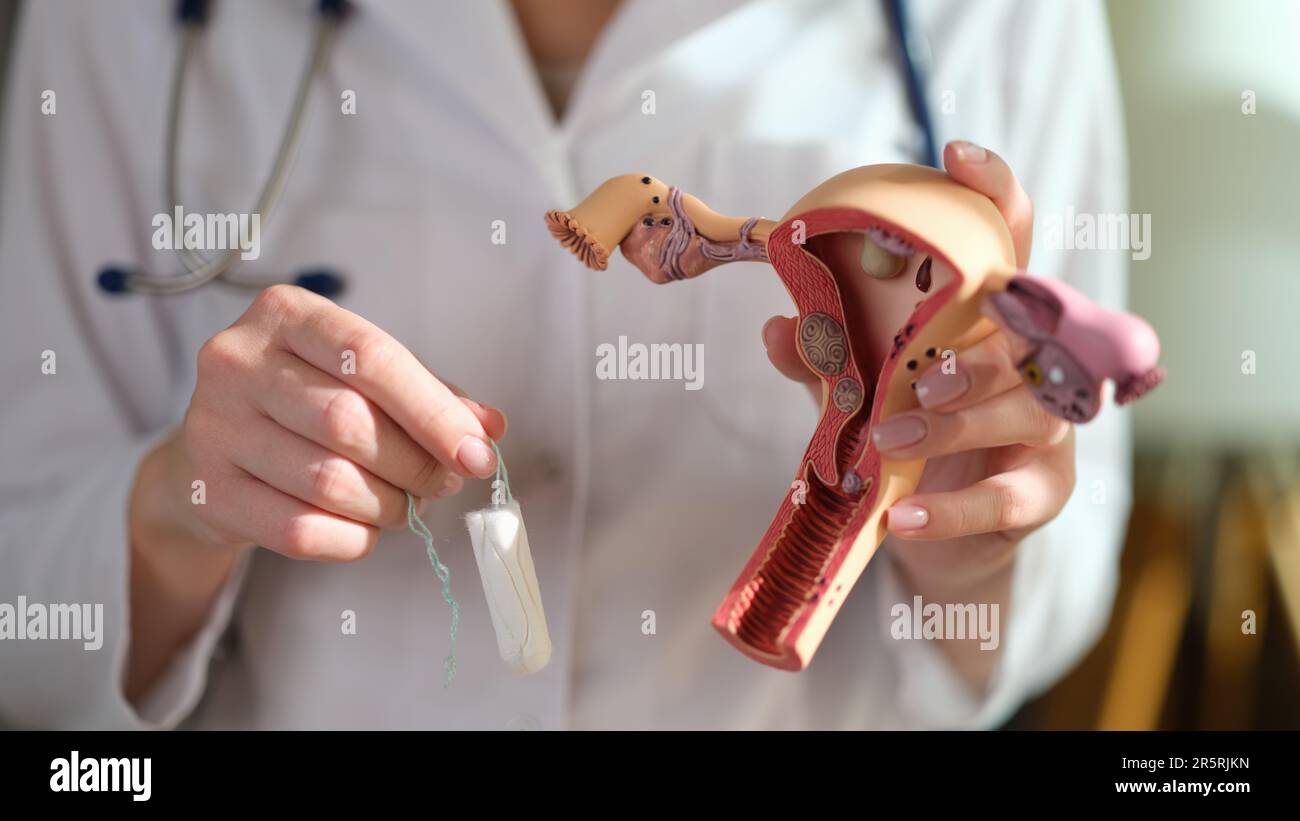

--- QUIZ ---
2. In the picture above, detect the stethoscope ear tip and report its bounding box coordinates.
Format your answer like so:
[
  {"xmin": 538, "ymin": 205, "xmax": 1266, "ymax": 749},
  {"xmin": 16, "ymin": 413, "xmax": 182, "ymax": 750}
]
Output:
[
  {"xmin": 97, "ymin": 267, "xmax": 131, "ymax": 295},
  {"xmin": 294, "ymin": 269, "xmax": 345, "ymax": 299}
]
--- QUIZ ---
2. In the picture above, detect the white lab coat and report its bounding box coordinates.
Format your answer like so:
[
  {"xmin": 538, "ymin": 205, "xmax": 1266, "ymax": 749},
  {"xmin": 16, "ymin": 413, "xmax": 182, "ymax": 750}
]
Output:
[{"xmin": 0, "ymin": 0, "xmax": 1132, "ymax": 729}]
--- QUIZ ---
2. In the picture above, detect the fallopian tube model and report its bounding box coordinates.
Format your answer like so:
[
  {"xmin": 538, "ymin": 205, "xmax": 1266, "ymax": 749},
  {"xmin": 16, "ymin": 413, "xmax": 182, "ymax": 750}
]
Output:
[{"xmin": 545, "ymin": 164, "xmax": 1164, "ymax": 671}]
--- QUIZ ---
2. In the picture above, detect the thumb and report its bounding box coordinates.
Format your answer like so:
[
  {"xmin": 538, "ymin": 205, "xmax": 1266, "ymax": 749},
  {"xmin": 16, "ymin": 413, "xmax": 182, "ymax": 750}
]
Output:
[{"xmin": 763, "ymin": 315, "xmax": 819, "ymax": 386}]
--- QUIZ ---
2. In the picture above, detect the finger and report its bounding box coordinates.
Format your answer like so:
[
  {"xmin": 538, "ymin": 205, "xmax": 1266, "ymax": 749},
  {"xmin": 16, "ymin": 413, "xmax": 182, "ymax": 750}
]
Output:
[
  {"xmin": 251, "ymin": 285, "xmax": 497, "ymax": 479},
  {"xmin": 763, "ymin": 315, "xmax": 818, "ymax": 386},
  {"xmin": 441, "ymin": 474, "xmax": 464, "ymax": 498},
  {"xmin": 978, "ymin": 295, "xmax": 1039, "ymax": 362},
  {"xmin": 871, "ymin": 385, "xmax": 1069, "ymax": 459},
  {"xmin": 202, "ymin": 314, "xmax": 506, "ymax": 459},
  {"xmin": 885, "ymin": 459, "xmax": 1070, "ymax": 540},
  {"xmin": 913, "ymin": 330, "xmax": 1023, "ymax": 412},
  {"xmin": 224, "ymin": 411, "xmax": 411, "ymax": 529},
  {"xmin": 943, "ymin": 140, "xmax": 1033, "ymax": 268},
  {"xmin": 458, "ymin": 396, "xmax": 508, "ymax": 441},
  {"xmin": 198, "ymin": 467, "xmax": 380, "ymax": 562},
  {"xmin": 254, "ymin": 351, "xmax": 458, "ymax": 498},
  {"xmin": 423, "ymin": 366, "xmax": 508, "ymax": 441}
]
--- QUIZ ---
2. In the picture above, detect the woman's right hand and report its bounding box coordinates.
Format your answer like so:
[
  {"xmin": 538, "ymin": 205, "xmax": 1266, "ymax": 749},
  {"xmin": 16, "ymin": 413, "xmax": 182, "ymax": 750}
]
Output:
[{"xmin": 134, "ymin": 284, "xmax": 507, "ymax": 563}]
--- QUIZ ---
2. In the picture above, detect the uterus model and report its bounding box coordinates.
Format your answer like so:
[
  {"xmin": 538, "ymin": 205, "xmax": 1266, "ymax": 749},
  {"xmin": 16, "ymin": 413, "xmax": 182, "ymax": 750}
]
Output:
[{"xmin": 545, "ymin": 164, "xmax": 1164, "ymax": 671}]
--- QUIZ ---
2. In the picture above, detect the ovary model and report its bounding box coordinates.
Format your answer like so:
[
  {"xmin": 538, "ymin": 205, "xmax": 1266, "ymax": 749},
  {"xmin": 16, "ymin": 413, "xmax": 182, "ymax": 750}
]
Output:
[{"xmin": 545, "ymin": 164, "xmax": 1164, "ymax": 671}]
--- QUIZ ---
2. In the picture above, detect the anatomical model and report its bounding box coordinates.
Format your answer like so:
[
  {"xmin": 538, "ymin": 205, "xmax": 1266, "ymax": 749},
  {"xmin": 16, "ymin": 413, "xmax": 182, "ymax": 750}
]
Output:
[{"xmin": 545, "ymin": 164, "xmax": 1163, "ymax": 671}]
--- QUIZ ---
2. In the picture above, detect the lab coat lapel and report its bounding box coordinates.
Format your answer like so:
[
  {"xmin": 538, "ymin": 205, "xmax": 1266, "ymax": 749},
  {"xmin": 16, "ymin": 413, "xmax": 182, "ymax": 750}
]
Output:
[
  {"xmin": 354, "ymin": 0, "xmax": 757, "ymax": 160},
  {"xmin": 562, "ymin": 0, "xmax": 757, "ymax": 136},
  {"xmin": 354, "ymin": 0, "xmax": 557, "ymax": 169}
]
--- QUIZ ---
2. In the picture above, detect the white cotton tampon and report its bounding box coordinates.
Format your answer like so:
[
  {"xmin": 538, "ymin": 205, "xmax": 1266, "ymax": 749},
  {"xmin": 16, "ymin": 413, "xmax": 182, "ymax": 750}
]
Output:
[{"xmin": 465, "ymin": 501, "xmax": 552, "ymax": 674}]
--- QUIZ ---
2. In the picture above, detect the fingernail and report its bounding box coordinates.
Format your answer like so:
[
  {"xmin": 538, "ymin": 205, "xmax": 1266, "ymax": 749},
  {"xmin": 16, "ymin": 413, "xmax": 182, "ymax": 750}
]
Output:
[
  {"xmin": 456, "ymin": 436, "xmax": 496, "ymax": 478},
  {"xmin": 951, "ymin": 140, "xmax": 988, "ymax": 164},
  {"xmin": 888, "ymin": 504, "xmax": 929, "ymax": 531},
  {"xmin": 915, "ymin": 368, "xmax": 970, "ymax": 408},
  {"xmin": 436, "ymin": 474, "xmax": 464, "ymax": 498},
  {"xmin": 761, "ymin": 317, "xmax": 780, "ymax": 350},
  {"xmin": 415, "ymin": 496, "xmax": 430, "ymax": 515},
  {"xmin": 872, "ymin": 414, "xmax": 927, "ymax": 451}
]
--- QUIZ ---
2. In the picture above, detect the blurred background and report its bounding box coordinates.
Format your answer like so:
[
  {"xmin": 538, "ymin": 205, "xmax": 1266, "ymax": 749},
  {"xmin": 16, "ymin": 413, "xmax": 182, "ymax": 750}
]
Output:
[
  {"xmin": 1011, "ymin": 0, "xmax": 1300, "ymax": 729},
  {"xmin": 0, "ymin": 0, "xmax": 1294, "ymax": 729}
]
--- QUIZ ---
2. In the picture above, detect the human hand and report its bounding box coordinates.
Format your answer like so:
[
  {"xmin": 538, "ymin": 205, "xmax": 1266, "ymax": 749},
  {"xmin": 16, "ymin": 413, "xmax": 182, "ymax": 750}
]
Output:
[
  {"xmin": 762, "ymin": 141, "xmax": 1073, "ymax": 593},
  {"xmin": 135, "ymin": 284, "xmax": 507, "ymax": 563},
  {"xmin": 873, "ymin": 141, "xmax": 1071, "ymax": 582}
]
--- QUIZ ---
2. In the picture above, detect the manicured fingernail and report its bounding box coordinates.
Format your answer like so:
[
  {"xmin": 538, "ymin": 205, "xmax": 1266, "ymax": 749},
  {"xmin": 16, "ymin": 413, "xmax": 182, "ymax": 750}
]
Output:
[
  {"xmin": 436, "ymin": 474, "xmax": 464, "ymax": 498},
  {"xmin": 872, "ymin": 414, "xmax": 928, "ymax": 450},
  {"xmin": 761, "ymin": 317, "xmax": 780, "ymax": 350},
  {"xmin": 915, "ymin": 368, "xmax": 970, "ymax": 408},
  {"xmin": 888, "ymin": 504, "xmax": 929, "ymax": 531},
  {"xmin": 456, "ymin": 436, "xmax": 496, "ymax": 478},
  {"xmin": 951, "ymin": 140, "xmax": 988, "ymax": 164}
]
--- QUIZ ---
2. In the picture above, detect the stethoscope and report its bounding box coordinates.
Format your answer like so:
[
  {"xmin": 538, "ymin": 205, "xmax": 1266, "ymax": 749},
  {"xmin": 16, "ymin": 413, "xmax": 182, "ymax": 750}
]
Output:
[
  {"xmin": 97, "ymin": 0, "xmax": 936, "ymax": 297},
  {"xmin": 97, "ymin": 0, "xmax": 350, "ymax": 297}
]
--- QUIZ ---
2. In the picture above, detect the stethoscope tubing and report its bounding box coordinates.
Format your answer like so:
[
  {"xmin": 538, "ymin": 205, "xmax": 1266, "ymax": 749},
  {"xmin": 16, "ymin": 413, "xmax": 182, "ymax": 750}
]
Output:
[
  {"xmin": 100, "ymin": 0, "xmax": 935, "ymax": 297},
  {"xmin": 883, "ymin": 0, "xmax": 939, "ymax": 170},
  {"xmin": 101, "ymin": 1, "xmax": 345, "ymax": 295}
]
